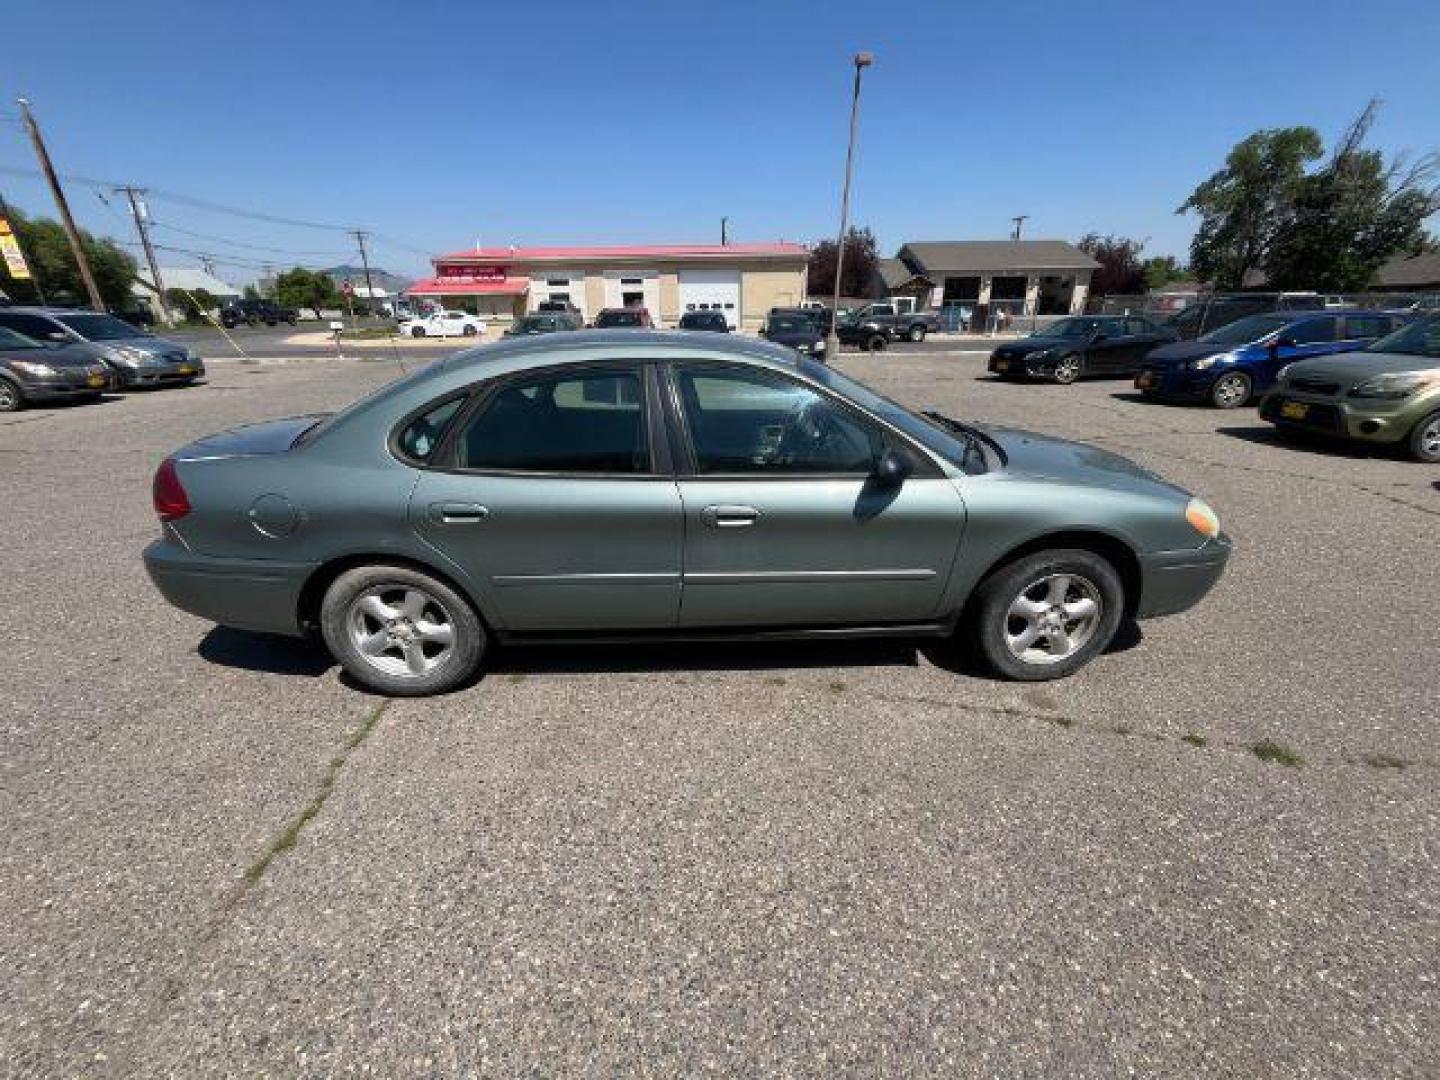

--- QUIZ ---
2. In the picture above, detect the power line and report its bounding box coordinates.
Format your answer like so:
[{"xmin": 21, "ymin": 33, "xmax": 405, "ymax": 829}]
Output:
[{"xmin": 149, "ymin": 218, "xmax": 350, "ymax": 258}]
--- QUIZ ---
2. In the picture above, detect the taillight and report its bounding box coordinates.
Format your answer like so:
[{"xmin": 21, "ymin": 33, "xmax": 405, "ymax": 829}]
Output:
[{"xmin": 153, "ymin": 458, "xmax": 192, "ymax": 522}]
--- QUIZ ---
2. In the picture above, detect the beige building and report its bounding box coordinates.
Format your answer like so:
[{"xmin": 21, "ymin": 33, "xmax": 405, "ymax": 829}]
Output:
[
  {"xmin": 878, "ymin": 240, "xmax": 1100, "ymax": 321},
  {"xmin": 406, "ymin": 242, "xmax": 810, "ymax": 331}
]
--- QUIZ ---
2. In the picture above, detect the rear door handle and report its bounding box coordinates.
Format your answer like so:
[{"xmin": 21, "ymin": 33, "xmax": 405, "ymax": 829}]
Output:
[
  {"xmin": 700, "ymin": 504, "xmax": 759, "ymax": 528},
  {"xmin": 428, "ymin": 502, "xmax": 490, "ymax": 524}
]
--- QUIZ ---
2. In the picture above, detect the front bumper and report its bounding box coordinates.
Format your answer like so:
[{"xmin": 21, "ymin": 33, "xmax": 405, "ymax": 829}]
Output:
[
  {"xmin": 1135, "ymin": 534, "xmax": 1232, "ymax": 618},
  {"xmin": 1134, "ymin": 365, "xmax": 1213, "ymax": 401},
  {"xmin": 19, "ymin": 368, "xmax": 111, "ymax": 400},
  {"xmin": 143, "ymin": 538, "xmax": 315, "ymax": 637},
  {"xmin": 989, "ymin": 350, "xmax": 1058, "ymax": 378},
  {"xmin": 113, "ymin": 360, "xmax": 205, "ymax": 387},
  {"xmin": 1259, "ymin": 390, "xmax": 1424, "ymax": 445}
]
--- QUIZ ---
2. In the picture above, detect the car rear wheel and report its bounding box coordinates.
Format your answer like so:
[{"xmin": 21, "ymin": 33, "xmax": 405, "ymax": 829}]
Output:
[
  {"xmin": 411, "ymin": 326, "xmax": 426, "ymax": 338},
  {"xmin": 321, "ymin": 565, "xmax": 486, "ymax": 696},
  {"xmin": 1408, "ymin": 410, "xmax": 1440, "ymax": 463},
  {"xmin": 865, "ymin": 333, "xmax": 888, "ymax": 353},
  {"xmin": 1210, "ymin": 372, "xmax": 1251, "ymax": 409},
  {"xmin": 908, "ymin": 325, "xmax": 926, "ymax": 343},
  {"xmin": 967, "ymin": 549, "xmax": 1124, "ymax": 681},
  {"xmin": 462, "ymin": 324, "xmax": 479, "ymax": 337},
  {"xmin": 0, "ymin": 379, "xmax": 24, "ymax": 412},
  {"xmin": 1053, "ymin": 354, "xmax": 1083, "ymax": 384}
]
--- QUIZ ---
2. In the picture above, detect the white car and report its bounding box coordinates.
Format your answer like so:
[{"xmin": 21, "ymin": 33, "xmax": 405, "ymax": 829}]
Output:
[{"xmin": 399, "ymin": 311, "xmax": 486, "ymax": 338}]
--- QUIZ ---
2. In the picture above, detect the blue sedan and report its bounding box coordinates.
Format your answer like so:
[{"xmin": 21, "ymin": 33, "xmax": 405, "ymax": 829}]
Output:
[{"xmin": 1134, "ymin": 310, "xmax": 1412, "ymax": 408}]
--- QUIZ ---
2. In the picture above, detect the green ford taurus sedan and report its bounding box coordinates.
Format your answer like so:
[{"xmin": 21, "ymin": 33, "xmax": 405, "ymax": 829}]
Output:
[
  {"xmin": 144, "ymin": 331, "xmax": 1231, "ymax": 695},
  {"xmin": 1260, "ymin": 314, "xmax": 1440, "ymax": 462}
]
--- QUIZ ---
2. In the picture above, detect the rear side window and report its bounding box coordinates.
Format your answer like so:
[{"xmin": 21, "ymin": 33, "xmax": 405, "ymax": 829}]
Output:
[
  {"xmin": 396, "ymin": 396, "xmax": 466, "ymax": 462},
  {"xmin": 1343, "ymin": 315, "xmax": 1390, "ymax": 340},
  {"xmin": 0, "ymin": 311, "xmax": 61, "ymax": 339},
  {"xmin": 1289, "ymin": 317, "xmax": 1336, "ymax": 344},
  {"xmin": 456, "ymin": 370, "xmax": 648, "ymax": 473}
]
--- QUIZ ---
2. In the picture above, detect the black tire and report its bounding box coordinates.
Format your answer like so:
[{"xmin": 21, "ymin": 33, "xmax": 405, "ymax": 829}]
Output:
[
  {"xmin": 0, "ymin": 378, "xmax": 23, "ymax": 412},
  {"xmin": 1210, "ymin": 371, "xmax": 1252, "ymax": 409},
  {"xmin": 866, "ymin": 333, "xmax": 888, "ymax": 353},
  {"xmin": 411, "ymin": 326, "xmax": 426, "ymax": 338},
  {"xmin": 78, "ymin": 391, "xmax": 103, "ymax": 403},
  {"xmin": 321, "ymin": 564, "xmax": 486, "ymax": 696},
  {"xmin": 1053, "ymin": 353, "xmax": 1083, "ymax": 384},
  {"xmin": 907, "ymin": 324, "xmax": 927, "ymax": 343},
  {"xmin": 1407, "ymin": 409, "xmax": 1440, "ymax": 463},
  {"xmin": 462, "ymin": 324, "xmax": 479, "ymax": 337},
  {"xmin": 966, "ymin": 548, "xmax": 1125, "ymax": 681}
]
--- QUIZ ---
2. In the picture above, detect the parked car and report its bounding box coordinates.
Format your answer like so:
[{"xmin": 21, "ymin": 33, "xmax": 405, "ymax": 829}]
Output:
[
  {"xmin": 399, "ymin": 310, "xmax": 486, "ymax": 338},
  {"xmin": 677, "ymin": 309, "xmax": 730, "ymax": 333},
  {"xmin": 836, "ymin": 303, "xmax": 942, "ymax": 349},
  {"xmin": 592, "ymin": 307, "xmax": 653, "ymax": 329},
  {"xmin": 0, "ymin": 324, "xmax": 111, "ymax": 411},
  {"xmin": 1162, "ymin": 292, "xmax": 1335, "ymax": 340},
  {"xmin": 143, "ymin": 329, "xmax": 1230, "ymax": 696},
  {"xmin": 771, "ymin": 306, "xmax": 831, "ymax": 335},
  {"xmin": 758, "ymin": 311, "xmax": 826, "ymax": 360},
  {"xmin": 988, "ymin": 315, "xmax": 1178, "ymax": 384},
  {"xmin": 536, "ymin": 300, "xmax": 583, "ymax": 323},
  {"xmin": 503, "ymin": 313, "xmax": 579, "ymax": 337},
  {"xmin": 1134, "ymin": 310, "xmax": 1409, "ymax": 409},
  {"xmin": 0, "ymin": 307, "xmax": 204, "ymax": 389},
  {"xmin": 220, "ymin": 299, "xmax": 298, "ymax": 328},
  {"xmin": 1259, "ymin": 314, "xmax": 1440, "ymax": 462}
]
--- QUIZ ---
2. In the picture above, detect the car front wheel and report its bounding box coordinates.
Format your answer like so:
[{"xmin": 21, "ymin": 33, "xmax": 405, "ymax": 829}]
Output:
[
  {"xmin": 411, "ymin": 326, "xmax": 426, "ymax": 338},
  {"xmin": 908, "ymin": 325, "xmax": 926, "ymax": 342},
  {"xmin": 1053, "ymin": 354, "xmax": 1083, "ymax": 384},
  {"xmin": 0, "ymin": 379, "xmax": 24, "ymax": 412},
  {"xmin": 1211, "ymin": 372, "xmax": 1251, "ymax": 409},
  {"xmin": 1408, "ymin": 409, "xmax": 1440, "ymax": 463},
  {"xmin": 967, "ymin": 549, "xmax": 1124, "ymax": 681},
  {"xmin": 321, "ymin": 565, "xmax": 486, "ymax": 696},
  {"xmin": 865, "ymin": 333, "xmax": 888, "ymax": 352}
]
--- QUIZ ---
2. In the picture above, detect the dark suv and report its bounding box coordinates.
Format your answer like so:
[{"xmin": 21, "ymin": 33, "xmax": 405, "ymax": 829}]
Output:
[
  {"xmin": 592, "ymin": 307, "xmax": 653, "ymax": 329},
  {"xmin": 677, "ymin": 309, "xmax": 730, "ymax": 332},
  {"xmin": 220, "ymin": 299, "xmax": 298, "ymax": 328}
]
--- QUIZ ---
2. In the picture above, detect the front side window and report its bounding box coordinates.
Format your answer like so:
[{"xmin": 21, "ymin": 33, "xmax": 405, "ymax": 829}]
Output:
[
  {"xmin": 0, "ymin": 325, "xmax": 44, "ymax": 349},
  {"xmin": 675, "ymin": 366, "xmax": 887, "ymax": 475},
  {"xmin": 1289, "ymin": 317, "xmax": 1336, "ymax": 345},
  {"xmin": 457, "ymin": 370, "xmax": 648, "ymax": 473},
  {"xmin": 1367, "ymin": 315, "xmax": 1440, "ymax": 359},
  {"xmin": 1343, "ymin": 315, "xmax": 1389, "ymax": 340},
  {"xmin": 53, "ymin": 313, "xmax": 145, "ymax": 340},
  {"xmin": 0, "ymin": 312, "xmax": 64, "ymax": 340}
]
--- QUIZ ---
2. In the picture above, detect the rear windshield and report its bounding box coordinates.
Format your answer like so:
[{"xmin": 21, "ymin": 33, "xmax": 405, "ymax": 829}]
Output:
[
  {"xmin": 767, "ymin": 316, "xmax": 812, "ymax": 333},
  {"xmin": 595, "ymin": 310, "xmax": 643, "ymax": 327}
]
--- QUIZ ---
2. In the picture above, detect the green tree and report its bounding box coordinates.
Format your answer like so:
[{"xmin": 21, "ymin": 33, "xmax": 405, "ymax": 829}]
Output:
[
  {"xmin": 807, "ymin": 227, "xmax": 882, "ymax": 300},
  {"xmin": 242, "ymin": 284, "xmax": 260, "ymax": 300},
  {"xmin": 164, "ymin": 287, "xmax": 218, "ymax": 321},
  {"xmin": 1178, "ymin": 127, "xmax": 1324, "ymax": 288},
  {"xmin": 1142, "ymin": 255, "xmax": 1188, "ymax": 290},
  {"xmin": 273, "ymin": 267, "xmax": 340, "ymax": 315},
  {"xmin": 1077, "ymin": 233, "xmax": 1146, "ymax": 295},
  {"xmin": 1264, "ymin": 102, "xmax": 1439, "ymax": 291},
  {"xmin": 1, "ymin": 208, "xmax": 138, "ymax": 309}
]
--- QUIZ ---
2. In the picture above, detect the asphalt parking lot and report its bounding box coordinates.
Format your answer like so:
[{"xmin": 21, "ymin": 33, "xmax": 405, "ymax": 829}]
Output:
[{"xmin": 3, "ymin": 346, "xmax": 1436, "ymax": 1076}]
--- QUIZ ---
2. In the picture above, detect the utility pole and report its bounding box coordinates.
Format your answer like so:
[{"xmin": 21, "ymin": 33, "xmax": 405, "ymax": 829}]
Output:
[
  {"xmin": 117, "ymin": 186, "xmax": 171, "ymax": 326},
  {"xmin": 0, "ymin": 191, "xmax": 48, "ymax": 305},
  {"xmin": 826, "ymin": 52, "xmax": 874, "ymax": 361},
  {"xmin": 351, "ymin": 228, "xmax": 378, "ymax": 322},
  {"xmin": 16, "ymin": 98, "xmax": 104, "ymax": 310},
  {"xmin": 199, "ymin": 256, "xmax": 216, "ymax": 277},
  {"xmin": 721, "ymin": 216, "xmax": 728, "ymax": 246},
  {"xmin": 1011, "ymin": 215, "xmax": 1029, "ymax": 241}
]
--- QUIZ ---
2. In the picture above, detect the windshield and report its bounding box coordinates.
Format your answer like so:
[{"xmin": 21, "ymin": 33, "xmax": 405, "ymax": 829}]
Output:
[
  {"xmin": 514, "ymin": 318, "xmax": 548, "ymax": 331},
  {"xmin": 0, "ymin": 326, "xmax": 44, "ymax": 350},
  {"xmin": 1197, "ymin": 313, "xmax": 1294, "ymax": 345},
  {"xmin": 1366, "ymin": 315, "xmax": 1440, "ymax": 359},
  {"xmin": 1033, "ymin": 317, "xmax": 1100, "ymax": 339},
  {"xmin": 797, "ymin": 359, "xmax": 987, "ymax": 473},
  {"xmin": 766, "ymin": 316, "xmax": 811, "ymax": 333},
  {"xmin": 54, "ymin": 313, "xmax": 147, "ymax": 341},
  {"xmin": 596, "ymin": 310, "xmax": 642, "ymax": 327}
]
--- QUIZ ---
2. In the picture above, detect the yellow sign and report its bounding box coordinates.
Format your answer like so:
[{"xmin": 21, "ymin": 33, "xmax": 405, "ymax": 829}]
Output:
[{"xmin": 0, "ymin": 214, "xmax": 32, "ymax": 280}]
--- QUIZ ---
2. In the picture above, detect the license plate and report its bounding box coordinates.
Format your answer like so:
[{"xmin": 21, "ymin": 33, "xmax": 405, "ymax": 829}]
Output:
[
  {"xmin": 87, "ymin": 374, "xmax": 105, "ymax": 388},
  {"xmin": 1280, "ymin": 401, "xmax": 1309, "ymax": 420},
  {"xmin": 994, "ymin": 359, "xmax": 1008, "ymax": 372},
  {"xmin": 177, "ymin": 365, "xmax": 194, "ymax": 375},
  {"xmin": 1136, "ymin": 372, "xmax": 1154, "ymax": 389}
]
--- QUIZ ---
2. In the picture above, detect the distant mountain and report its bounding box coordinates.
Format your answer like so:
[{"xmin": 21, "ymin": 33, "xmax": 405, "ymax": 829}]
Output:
[{"xmin": 322, "ymin": 264, "xmax": 413, "ymax": 295}]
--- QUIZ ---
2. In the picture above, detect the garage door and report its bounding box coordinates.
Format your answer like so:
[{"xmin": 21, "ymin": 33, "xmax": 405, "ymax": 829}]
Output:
[{"xmin": 678, "ymin": 269, "xmax": 741, "ymax": 329}]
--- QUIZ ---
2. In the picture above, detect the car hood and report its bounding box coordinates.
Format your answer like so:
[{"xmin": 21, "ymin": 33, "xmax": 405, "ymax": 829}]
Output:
[
  {"xmin": 1145, "ymin": 340, "xmax": 1239, "ymax": 366},
  {"xmin": 2, "ymin": 344, "xmax": 102, "ymax": 369},
  {"xmin": 175, "ymin": 415, "xmax": 329, "ymax": 460},
  {"xmin": 81, "ymin": 336, "xmax": 189, "ymax": 359},
  {"xmin": 977, "ymin": 423, "xmax": 1188, "ymax": 498},
  {"xmin": 1283, "ymin": 350, "xmax": 1440, "ymax": 382},
  {"xmin": 994, "ymin": 339, "xmax": 1074, "ymax": 357}
]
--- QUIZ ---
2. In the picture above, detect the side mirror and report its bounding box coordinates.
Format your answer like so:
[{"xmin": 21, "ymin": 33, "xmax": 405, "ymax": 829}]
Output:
[{"xmin": 872, "ymin": 449, "xmax": 914, "ymax": 486}]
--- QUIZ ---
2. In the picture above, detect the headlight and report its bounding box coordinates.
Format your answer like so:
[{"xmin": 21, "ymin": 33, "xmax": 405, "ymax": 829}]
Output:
[
  {"xmin": 1347, "ymin": 372, "xmax": 1440, "ymax": 400},
  {"xmin": 1189, "ymin": 352, "xmax": 1230, "ymax": 370},
  {"xmin": 1185, "ymin": 497, "xmax": 1221, "ymax": 539},
  {"xmin": 111, "ymin": 346, "xmax": 149, "ymax": 366},
  {"xmin": 11, "ymin": 361, "xmax": 57, "ymax": 376}
]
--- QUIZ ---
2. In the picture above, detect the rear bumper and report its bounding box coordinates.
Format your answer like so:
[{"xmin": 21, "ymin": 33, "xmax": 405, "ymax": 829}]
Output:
[
  {"xmin": 1135, "ymin": 534, "xmax": 1232, "ymax": 618},
  {"xmin": 143, "ymin": 538, "xmax": 315, "ymax": 637}
]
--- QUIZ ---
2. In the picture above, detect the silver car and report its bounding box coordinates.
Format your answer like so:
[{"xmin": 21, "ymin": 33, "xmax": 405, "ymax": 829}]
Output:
[
  {"xmin": 0, "ymin": 307, "xmax": 204, "ymax": 389},
  {"xmin": 144, "ymin": 331, "xmax": 1231, "ymax": 696}
]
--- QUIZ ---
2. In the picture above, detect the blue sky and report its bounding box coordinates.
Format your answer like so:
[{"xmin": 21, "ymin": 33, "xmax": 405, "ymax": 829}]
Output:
[{"xmin": 3, "ymin": 0, "xmax": 1437, "ymax": 285}]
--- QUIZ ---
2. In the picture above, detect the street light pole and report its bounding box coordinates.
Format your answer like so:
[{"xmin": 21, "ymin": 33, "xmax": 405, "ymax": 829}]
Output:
[{"xmin": 826, "ymin": 51, "xmax": 873, "ymax": 361}]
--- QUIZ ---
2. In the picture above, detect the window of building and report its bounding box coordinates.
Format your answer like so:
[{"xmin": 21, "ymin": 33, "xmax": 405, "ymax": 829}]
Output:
[
  {"xmin": 675, "ymin": 366, "xmax": 886, "ymax": 474},
  {"xmin": 457, "ymin": 371, "xmax": 648, "ymax": 473}
]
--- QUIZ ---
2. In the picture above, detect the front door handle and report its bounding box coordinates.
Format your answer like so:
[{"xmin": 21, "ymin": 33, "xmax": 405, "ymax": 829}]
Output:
[
  {"xmin": 428, "ymin": 502, "xmax": 490, "ymax": 524},
  {"xmin": 701, "ymin": 504, "xmax": 759, "ymax": 528}
]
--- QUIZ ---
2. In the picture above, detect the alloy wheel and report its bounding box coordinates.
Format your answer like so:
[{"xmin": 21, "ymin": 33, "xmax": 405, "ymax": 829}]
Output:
[
  {"xmin": 1004, "ymin": 573, "xmax": 1103, "ymax": 665},
  {"xmin": 1212, "ymin": 373, "xmax": 1250, "ymax": 408},
  {"xmin": 0, "ymin": 381, "xmax": 18, "ymax": 411},
  {"xmin": 1417, "ymin": 414, "xmax": 1440, "ymax": 461},
  {"xmin": 347, "ymin": 585, "xmax": 457, "ymax": 678},
  {"xmin": 1054, "ymin": 355, "xmax": 1081, "ymax": 384}
]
